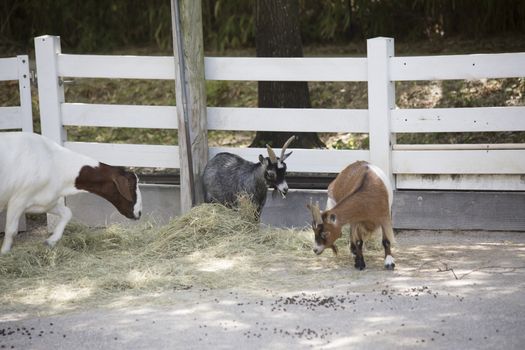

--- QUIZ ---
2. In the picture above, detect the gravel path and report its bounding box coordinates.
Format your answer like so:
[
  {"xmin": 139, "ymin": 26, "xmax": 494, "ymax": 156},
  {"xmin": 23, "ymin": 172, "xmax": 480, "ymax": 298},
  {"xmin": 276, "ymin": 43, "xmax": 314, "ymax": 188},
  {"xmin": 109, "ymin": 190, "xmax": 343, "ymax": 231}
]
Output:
[{"xmin": 1, "ymin": 230, "xmax": 524, "ymax": 349}]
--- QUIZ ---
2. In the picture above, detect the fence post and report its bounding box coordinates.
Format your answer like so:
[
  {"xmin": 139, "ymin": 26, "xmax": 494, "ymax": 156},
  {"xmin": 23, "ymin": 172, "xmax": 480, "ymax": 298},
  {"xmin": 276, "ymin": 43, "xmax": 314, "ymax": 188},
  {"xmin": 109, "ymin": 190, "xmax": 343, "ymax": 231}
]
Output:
[
  {"xmin": 35, "ymin": 35, "xmax": 66, "ymax": 144},
  {"xmin": 367, "ymin": 37, "xmax": 396, "ymax": 188},
  {"xmin": 35, "ymin": 35, "xmax": 67, "ymax": 233},
  {"xmin": 171, "ymin": 0, "xmax": 209, "ymax": 213},
  {"xmin": 17, "ymin": 55, "xmax": 33, "ymax": 133}
]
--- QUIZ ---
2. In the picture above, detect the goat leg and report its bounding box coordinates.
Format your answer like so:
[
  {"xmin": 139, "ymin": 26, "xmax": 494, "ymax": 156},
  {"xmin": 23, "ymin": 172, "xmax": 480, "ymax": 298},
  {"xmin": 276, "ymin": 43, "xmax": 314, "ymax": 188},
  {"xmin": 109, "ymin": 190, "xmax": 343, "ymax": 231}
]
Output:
[
  {"xmin": 354, "ymin": 239, "xmax": 366, "ymax": 270},
  {"xmin": 1, "ymin": 200, "xmax": 25, "ymax": 254},
  {"xmin": 381, "ymin": 223, "xmax": 396, "ymax": 270},
  {"xmin": 45, "ymin": 199, "xmax": 72, "ymax": 247}
]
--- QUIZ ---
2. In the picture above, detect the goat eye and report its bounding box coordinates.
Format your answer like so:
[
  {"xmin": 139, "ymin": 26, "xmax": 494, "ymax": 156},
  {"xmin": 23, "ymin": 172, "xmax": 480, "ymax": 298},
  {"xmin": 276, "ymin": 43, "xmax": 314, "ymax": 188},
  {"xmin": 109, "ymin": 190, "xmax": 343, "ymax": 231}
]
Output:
[
  {"xmin": 265, "ymin": 171, "xmax": 276, "ymax": 180},
  {"xmin": 322, "ymin": 232, "xmax": 331, "ymax": 240}
]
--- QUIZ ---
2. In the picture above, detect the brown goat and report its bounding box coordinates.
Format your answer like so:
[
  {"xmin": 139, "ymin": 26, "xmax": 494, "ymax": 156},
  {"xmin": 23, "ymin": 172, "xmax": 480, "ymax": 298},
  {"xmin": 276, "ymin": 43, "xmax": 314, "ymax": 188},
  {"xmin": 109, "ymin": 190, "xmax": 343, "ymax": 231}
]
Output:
[{"xmin": 307, "ymin": 161, "xmax": 395, "ymax": 270}]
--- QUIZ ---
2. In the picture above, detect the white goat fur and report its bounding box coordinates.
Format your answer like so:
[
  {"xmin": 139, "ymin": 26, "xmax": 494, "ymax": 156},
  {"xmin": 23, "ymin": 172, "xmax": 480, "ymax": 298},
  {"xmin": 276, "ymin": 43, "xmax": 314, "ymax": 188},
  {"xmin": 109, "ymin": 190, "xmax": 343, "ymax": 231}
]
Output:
[{"xmin": 0, "ymin": 132, "xmax": 141, "ymax": 254}]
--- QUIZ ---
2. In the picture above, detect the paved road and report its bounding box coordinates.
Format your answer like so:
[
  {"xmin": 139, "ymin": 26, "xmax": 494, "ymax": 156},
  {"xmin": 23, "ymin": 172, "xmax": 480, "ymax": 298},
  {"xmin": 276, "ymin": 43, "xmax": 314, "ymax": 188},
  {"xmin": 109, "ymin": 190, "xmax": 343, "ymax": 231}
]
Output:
[{"xmin": 1, "ymin": 231, "xmax": 524, "ymax": 349}]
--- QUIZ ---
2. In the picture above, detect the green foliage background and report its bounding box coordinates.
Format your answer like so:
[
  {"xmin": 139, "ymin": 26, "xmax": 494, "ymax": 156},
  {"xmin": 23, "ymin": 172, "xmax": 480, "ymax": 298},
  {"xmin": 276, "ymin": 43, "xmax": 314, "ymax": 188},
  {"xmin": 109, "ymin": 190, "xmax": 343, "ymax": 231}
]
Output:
[
  {"xmin": 2, "ymin": 0, "xmax": 525, "ymax": 53},
  {"xmin": 1, "ymin": 0, "xmax": 524, "ymax": 148}
]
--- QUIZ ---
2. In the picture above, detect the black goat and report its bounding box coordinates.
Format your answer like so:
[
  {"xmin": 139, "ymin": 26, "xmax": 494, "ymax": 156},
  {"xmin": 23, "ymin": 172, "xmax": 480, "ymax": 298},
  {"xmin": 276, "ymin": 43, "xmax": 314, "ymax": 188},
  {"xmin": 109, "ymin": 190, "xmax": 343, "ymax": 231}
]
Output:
[{"xmin": 202, "ymin": 136, "xmax": 296, "ymax": 217}]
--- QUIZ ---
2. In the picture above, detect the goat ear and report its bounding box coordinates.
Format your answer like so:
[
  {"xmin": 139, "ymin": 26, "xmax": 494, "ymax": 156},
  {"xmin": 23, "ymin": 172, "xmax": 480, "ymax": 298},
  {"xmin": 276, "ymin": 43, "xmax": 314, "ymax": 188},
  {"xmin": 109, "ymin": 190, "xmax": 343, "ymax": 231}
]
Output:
[
  {"xmin": 259, "ymin": 154, "xmax": 266, "ymax": 165},
  {"xmin": 113, "ymin": 176, "xmax": 133, "ymax": 202},
  {"xmin": 281, "ymin": 151, "xmax": 293, "ymax": 162}
]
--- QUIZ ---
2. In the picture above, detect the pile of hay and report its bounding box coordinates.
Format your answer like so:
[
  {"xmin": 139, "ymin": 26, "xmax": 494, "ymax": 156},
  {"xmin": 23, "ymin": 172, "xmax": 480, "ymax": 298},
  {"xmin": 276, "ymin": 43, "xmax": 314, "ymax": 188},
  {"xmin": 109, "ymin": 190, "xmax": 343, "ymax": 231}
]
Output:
[{"xmin": 1, "ymin": 200, "xmax": 358, "ymax": 314}]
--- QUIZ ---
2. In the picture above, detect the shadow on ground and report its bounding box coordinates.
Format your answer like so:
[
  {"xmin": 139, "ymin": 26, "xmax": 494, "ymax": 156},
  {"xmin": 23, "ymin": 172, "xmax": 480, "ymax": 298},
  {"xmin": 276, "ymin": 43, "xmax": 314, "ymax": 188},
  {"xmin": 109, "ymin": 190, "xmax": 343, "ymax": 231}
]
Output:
[{"xmin": 1, "ymin": 230, "xmax": 524, "ymax": 349}]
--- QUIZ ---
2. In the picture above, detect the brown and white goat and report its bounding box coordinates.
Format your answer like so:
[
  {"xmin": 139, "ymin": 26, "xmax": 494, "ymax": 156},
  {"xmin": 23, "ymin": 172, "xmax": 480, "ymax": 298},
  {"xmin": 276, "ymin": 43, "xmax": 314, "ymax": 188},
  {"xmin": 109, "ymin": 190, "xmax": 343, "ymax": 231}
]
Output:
[
  {"xmin": 0, "ymin": 132, "xmax": 142, "ymax": 254},
  {"xmin": 307, "ymin": 161, "xmax": 395, "ymax": 270}
]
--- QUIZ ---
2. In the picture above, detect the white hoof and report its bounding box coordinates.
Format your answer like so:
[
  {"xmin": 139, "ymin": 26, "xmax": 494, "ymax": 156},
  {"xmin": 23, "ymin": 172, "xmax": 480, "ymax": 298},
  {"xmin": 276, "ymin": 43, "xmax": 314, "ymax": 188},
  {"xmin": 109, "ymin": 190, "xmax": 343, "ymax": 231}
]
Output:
[
  {"xmin": 44, "ymin": 239, "xmax": 57, "ymax": 248},
  {"xmin": 1, "ymin": 243, "xmax": 12, "ymax": 255},
  {"xmin": 384, "ymin": 255, "xmax": 395, "ymax": 270}
]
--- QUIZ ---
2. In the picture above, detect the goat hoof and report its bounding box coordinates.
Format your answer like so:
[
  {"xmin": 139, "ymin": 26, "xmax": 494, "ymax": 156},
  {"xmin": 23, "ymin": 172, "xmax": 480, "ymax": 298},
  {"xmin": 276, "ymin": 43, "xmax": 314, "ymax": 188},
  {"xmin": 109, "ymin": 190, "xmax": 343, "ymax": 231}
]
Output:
[
  {"xmin": 354, "ymin": 260, "xmax": 366, "ymax": 270},
  {"xmin": 384, "ymin": 263, "xmax": 395, "ymax": 270},
  {"xmin": 44, "ymin": 240, "xmax": 56, "ymax": 248},
  {"xmin": 384, "ymin": 255, "xmax": 395, "ymax": 270}
]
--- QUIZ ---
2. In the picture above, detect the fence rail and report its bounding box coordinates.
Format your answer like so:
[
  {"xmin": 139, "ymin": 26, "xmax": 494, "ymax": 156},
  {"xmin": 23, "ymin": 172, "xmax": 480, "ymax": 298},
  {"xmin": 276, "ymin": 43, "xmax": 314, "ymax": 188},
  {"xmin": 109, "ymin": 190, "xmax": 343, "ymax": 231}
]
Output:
[
  {"xmin": 34, "ymin": 35, "xmax": 525, "ymax": 192},
  {"xmin": 61, "ymin": 103, "xmax": 178, "ymax": 129},
  {"xmin": 0, "ymin": 57, "xmax": 18, "ymax": 80},
  {"xmin": 0, "ymin": 55, "xmax": 33, "ymax": 231},
  {"xmin": 390, "ymin": 53, "xmax": 525, "ymax": 81},
  {"xmin": 64, "ymin": 141, "xmax": 180, "ymax": 169},
  {"xmin": 391, "ymin": 107, "xmax": 525, "ymax": 133},
  {"xmin": 204, "ymin": 57, "xmax": 368, "ymax": 81},
  {"xmin": 0, "ymin": 56, "xmax": 33, "ymax": 132}
]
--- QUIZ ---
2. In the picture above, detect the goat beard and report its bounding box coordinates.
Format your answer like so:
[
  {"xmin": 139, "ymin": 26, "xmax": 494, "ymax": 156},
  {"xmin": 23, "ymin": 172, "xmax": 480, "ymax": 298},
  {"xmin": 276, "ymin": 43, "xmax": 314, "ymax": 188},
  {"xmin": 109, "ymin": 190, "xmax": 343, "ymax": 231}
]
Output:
[{"xmin": 271, "ymin": 187, "xmax": 286, "ymax": 199}]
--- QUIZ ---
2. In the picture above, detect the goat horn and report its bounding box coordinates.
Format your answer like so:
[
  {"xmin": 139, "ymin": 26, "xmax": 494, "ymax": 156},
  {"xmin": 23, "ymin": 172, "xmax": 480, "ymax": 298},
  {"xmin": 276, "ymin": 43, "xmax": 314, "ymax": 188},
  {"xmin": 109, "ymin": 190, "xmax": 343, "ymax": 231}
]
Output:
[
  {"xmin": 280, "ymin": 135, "xmax": 297, "ymax": 160},
  {"xmin": 308, "ymin": 200, "xmax": 323, "ymax": 225},
  {"xmin": 266, "ymin": 144, "xmax": 278, "ymax": 164}
]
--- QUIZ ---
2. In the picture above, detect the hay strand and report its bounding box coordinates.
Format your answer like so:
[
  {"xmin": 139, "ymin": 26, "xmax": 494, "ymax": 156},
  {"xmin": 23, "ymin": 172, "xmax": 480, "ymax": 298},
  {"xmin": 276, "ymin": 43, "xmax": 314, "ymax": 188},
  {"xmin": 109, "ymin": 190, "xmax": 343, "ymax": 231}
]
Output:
[{"xmin": 0, "ymin": 198, "xmax": 378, "ymax": 315}]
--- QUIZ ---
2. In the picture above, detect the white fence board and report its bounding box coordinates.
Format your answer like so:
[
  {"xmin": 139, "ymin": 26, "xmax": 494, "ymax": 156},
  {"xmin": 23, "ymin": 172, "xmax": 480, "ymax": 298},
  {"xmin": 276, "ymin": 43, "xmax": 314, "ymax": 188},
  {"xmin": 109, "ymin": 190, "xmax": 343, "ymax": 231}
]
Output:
[
  {"xmin": 35, "ymin": 36, "xmax": 66, "ymax": 143},
  {"xmin": 58, "ymin": 54, "xmax": 175, "ymax": 79},
  {"xmin": 0, "ymin": 55, "xmax": 32, "ymax": 133},
  {"xmin": 207, "ymin": 107, "xmax": 368, "ymax": 132},
  {"xmin": 391, "ymin": 53, "xmax": 525, "ymax": 81},
  {"xmin": 62, "ymin": 103, "xmax": 178, "ymax": 129},
  {"xmin": 58, "ymin": 55, "xmax": 369, "ymax": 82},
  {"xmin": 367, "ymin": 37, "xmax": 395, "ymax": 184},
  {"xmin": 392, "ymin": 106, "xmax": 525, "ymax": 133},
  {"xmin": 397, "ymin": 174, "xmax": 525, "ymax": 191},
  {"xmin": 62, "ymin": 104, "xmax": 369, "ymax": 133},
  {"xmin": 205, "ymin": 57, "xmax": 368, "ymax": 81},
  {"xmin": 0, "ymin": 57, "xmax": 18, "ymax": 81},
  {"xmin": 210, "ymin": 147, "xmax": 370, "ymax": 173},
  {"xmin": 63, "ymin": 142, "xmax": 367, "ymax": 173},
  {"xmin": 64, "ymin": 142, "xmax": 180, "ymax": 168},
  {"xmin": 0, "ymin": 107, "xmax": 22, "ymax": 129},
  {"xmin": 17, "ymin": 55, "xmax": 33, "ymax": 132},
  {"xmin": 394, "ymin": 143, "xmax": 525, "ymax": 151},
  {"xmin": 393, "ymin": 149, "xmax": 525, "ymax": 174}
]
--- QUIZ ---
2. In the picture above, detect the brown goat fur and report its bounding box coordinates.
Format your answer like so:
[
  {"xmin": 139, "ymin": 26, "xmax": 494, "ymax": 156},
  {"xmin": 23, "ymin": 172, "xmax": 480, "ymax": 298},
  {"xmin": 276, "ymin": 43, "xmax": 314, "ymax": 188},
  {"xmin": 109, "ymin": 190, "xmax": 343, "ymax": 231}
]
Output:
[{"xmin": 307, "ymin": 161, "xmax": 395, "ymax": 270}]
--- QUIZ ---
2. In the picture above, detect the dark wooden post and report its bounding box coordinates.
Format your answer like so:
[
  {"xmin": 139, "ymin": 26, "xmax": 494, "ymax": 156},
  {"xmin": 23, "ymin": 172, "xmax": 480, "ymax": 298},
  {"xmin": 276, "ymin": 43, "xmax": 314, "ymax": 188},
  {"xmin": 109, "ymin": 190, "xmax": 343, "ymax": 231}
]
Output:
[{"xmin": 171, "ymin": 0, "xmax": 208, "ymax": 213}]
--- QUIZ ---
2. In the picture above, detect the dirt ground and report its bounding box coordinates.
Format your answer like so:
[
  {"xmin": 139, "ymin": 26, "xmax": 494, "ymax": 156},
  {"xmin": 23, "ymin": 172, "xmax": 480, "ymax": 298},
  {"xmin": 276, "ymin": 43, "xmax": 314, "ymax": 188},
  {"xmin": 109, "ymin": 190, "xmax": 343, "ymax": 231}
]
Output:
[{"xmin": 1, "ymin": 229, "xmax": 524, "ymax": 349}]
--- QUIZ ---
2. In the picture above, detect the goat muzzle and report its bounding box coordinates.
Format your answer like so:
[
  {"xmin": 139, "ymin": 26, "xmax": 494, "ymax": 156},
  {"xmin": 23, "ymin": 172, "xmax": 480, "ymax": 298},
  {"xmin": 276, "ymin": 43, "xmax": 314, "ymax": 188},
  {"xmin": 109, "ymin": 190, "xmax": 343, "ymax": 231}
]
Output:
[{"xmin": 273, "ymin": 183, "xmax": 288, "ymax": 199}]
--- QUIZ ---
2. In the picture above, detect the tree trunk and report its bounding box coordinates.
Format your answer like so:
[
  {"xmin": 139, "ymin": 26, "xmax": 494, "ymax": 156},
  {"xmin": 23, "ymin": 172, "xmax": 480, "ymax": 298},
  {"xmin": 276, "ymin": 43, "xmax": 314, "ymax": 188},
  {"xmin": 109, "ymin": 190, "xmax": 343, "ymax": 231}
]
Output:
[{"xmin": 250, "ymin": 0, "xmax": 325, "ymax": 149}]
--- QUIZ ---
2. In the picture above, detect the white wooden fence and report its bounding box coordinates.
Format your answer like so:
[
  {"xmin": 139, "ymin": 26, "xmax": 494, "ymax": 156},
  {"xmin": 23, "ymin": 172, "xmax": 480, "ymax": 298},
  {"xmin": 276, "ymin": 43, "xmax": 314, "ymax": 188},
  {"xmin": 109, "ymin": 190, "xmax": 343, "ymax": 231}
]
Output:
[
  {"xmin": 34, "ymin": 35, "xmax": 525, "ymax": 191},
  {"xmin": 0, "ymin": 55, "xmax": 33, "ymax": 132},
  {"xmin": 0, "ymin": 55, "xmax": 32, "ymax": 231}
]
